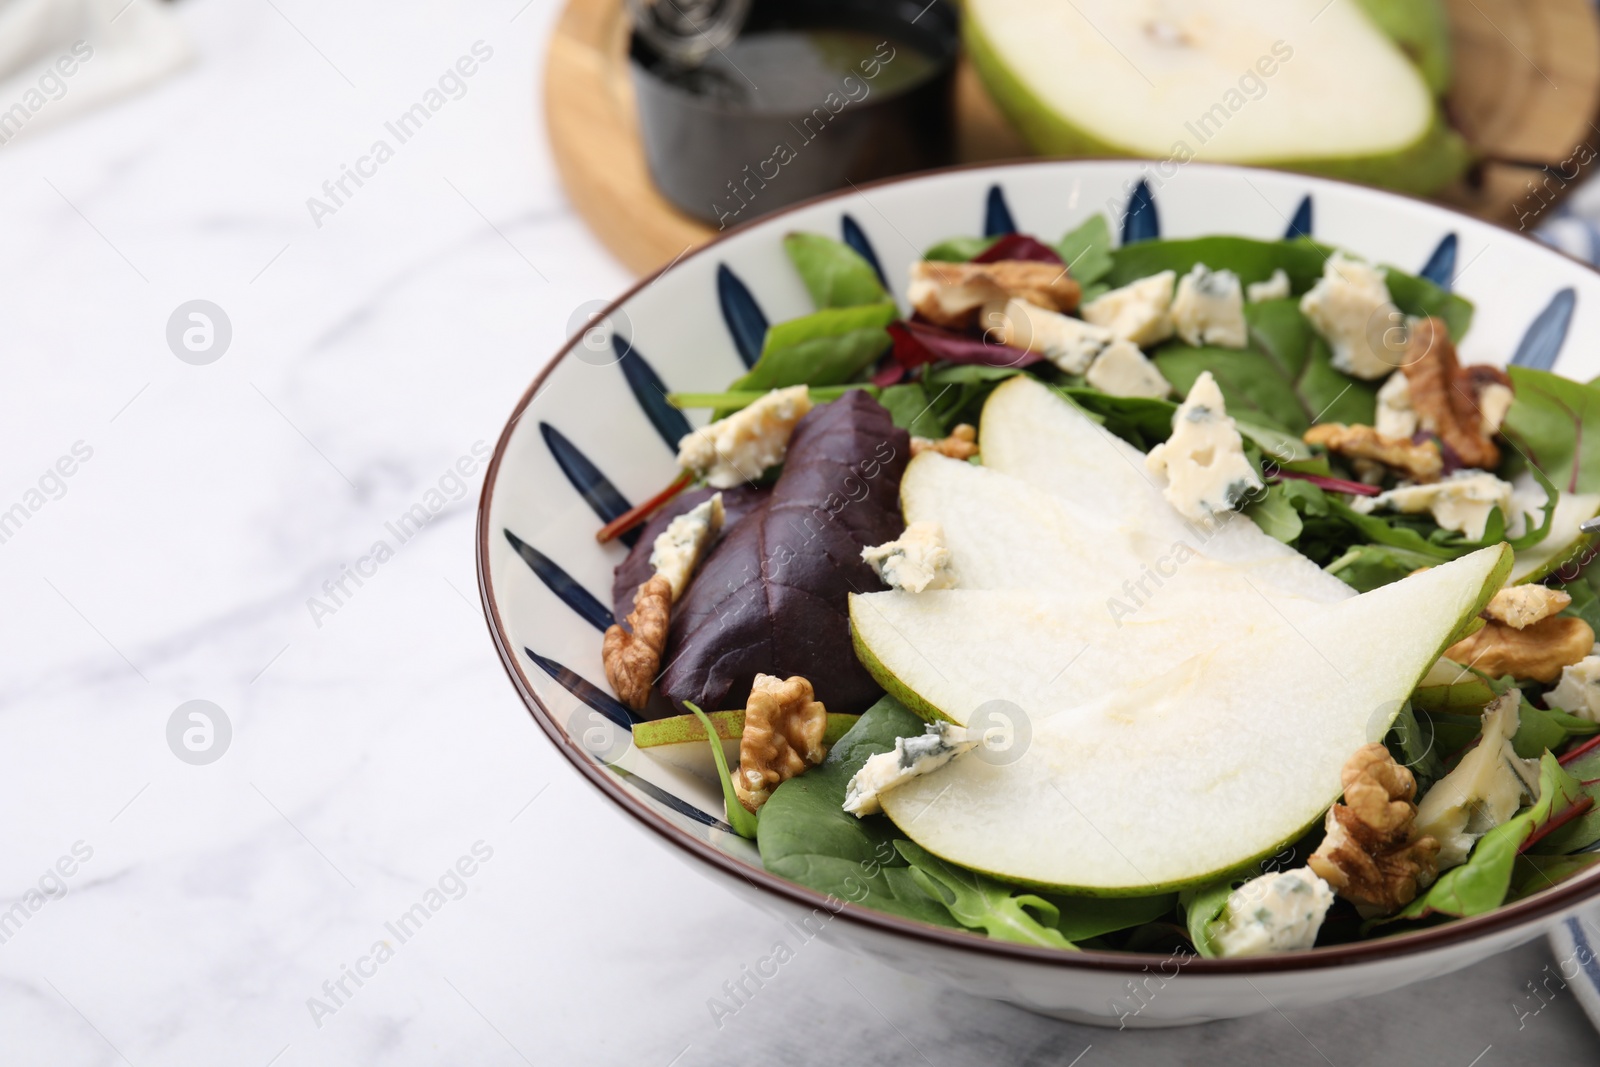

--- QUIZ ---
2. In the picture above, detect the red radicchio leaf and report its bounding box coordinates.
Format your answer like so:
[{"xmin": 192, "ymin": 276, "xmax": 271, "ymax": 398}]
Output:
[
  {"xmin": 886, "ymin": 320, "xmax": 1043, "ymax": 371},
  {"xmin": 972, "ymin": 233, "xmax": 1065, "ymax": 265},
  {"xmin": 656, "ymin": 392, "xmax": 910, "ymax": 717},
  {"xmin": 1272, "ymin": 470, "xmax": 1382, "ymax": 497}
]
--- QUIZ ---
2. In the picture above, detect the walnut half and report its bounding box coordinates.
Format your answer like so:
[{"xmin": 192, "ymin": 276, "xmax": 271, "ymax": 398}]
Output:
[
  {"xmin": 1402, "ymin": 317, "xmax": 1500, "ymax": 470},
  {"xmin": 1302, "ymin": 423, "xmax": 1443, "ymax": 482},
  {"xmin": 910, "ymin": 424, "xmax": 978, "ymax": 460},
  {"xmin": 1444, "ymin": 614, "xmax": 1594, "ymax": 684},
  {"xmin": 909, "ymin": 261, "xmax": 1079, "ymax": 330},
  {"xmin": 1308, "ymin": 744, "xmax": 1439, "ymax": 912},
  {"xmin": 733, "ymin": 674, "xmax": 828, "ymax": 812},
  {"xmin": 602, "ymin": 574, "xmax": 671, "ymax": 711}
]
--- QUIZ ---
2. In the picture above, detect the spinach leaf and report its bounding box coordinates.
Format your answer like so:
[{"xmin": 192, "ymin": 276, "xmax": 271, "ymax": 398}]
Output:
[
  {"xmin": 686, "ymin": 702, "xmax": 758, "ymax": 838},
  {"xmin": 1055, "ymin": 214, "xmax": 1114, "ymax": 297},
  {"xmin": 1561, "ymin": 575, "xmax": 1600, "ymax": 633},
  {"xmin": 660, "ymin": 393, "xmax": 908, "ymax": 714},
  {"xmin": 923, "ymin": 235, "xmax": 997, "ymax": 262},
  {"xmin": 1058, "ymin": 387, "xmax": 1311, "ymax": 460},
  {"xmin": 1107, "ymin": 236, "xmax": 1328, "ymax": 290},
  {"xmin": 1179, "ymin": 876, "xmax": 1238, "ymax": 959},
  {"xmin": 1383, "ymin": 268, "xmax": 1473, "ymax": 342},
  {"xmin": 1502, "ymin": 367, "xmax": 1600, "ymax": 494},
  {"xmin": 1039, "ymin": 892, "xmax": 1177, "ymax": 942},
  {"xmin": 1394, "ymin": 753, "xmax": 1586, "ymax": 920},
  {"xmin": 727, "ymin": 302, "xmax": 897, "ymax": 396},
  {"xmin": 757, "ymin": 696, "xmax": 958, "ymax": 927},
  {"xmin": 895, "ymin": 840, "xmax": 1076, "ymax": 949},
  {"xmin": 783, "ymin": 233, "xmax": 889, "ymax": 309},
  {"xmin": 1152, "ymin": 300, "xmax": 1378, "ymax": 437},
  {"xmin": 1386, "ymin": 702, "xmax": 1445, "ymax": 790}
]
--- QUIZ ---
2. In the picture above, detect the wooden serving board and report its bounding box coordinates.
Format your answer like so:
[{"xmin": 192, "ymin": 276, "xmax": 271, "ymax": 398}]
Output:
[{"xmin": 545, "ymin": 0, "xmax": 1600, "ymax": 276}]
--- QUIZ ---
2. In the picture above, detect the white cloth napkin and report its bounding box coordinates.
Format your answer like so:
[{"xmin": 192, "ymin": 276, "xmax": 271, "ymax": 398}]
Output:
[{"xmin": 0, "ymin": 0, "xmax": 190, "ymax": 145}]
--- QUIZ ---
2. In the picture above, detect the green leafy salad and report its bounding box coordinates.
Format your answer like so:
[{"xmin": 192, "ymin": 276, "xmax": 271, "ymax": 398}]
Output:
[{"xmin": 598, "ymin": 213, "xmax": 1600, "ymax": 958}]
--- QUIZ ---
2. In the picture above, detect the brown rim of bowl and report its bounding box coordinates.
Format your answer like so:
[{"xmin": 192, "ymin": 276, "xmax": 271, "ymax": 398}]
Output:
[{"xmin": 476, "ymin": 157, "xmax": 1600, "ymax": 975}]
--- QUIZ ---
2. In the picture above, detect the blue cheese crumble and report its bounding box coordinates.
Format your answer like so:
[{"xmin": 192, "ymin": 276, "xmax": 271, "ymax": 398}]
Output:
[
  {"xmin": 1084, "ymin": 340, "xmax": 1172, "ymax": 399},
  {"xmin": 1171, "ymin": 263, "xmax": 1247, "ymax": 348},
  {"xmin": 1144, "ymin": 371, "xmax": 1263, "ymax": 524},
  {"xmin": 844, "ymin": 722, "xmax": 976, "ymax": 816},
  {"xmin": 1299, "ymin": 252, "xmax": 1402, "ymax": 380},
  {"xmin": 649, "ymin": 493, "xmax": 724, "ymax": 601},
  {"xmin": 1413, "ymin": 690, "xmax": 1540, "ymax": 869},
  {"xmin": 676, "ymin": 385, "xmax": 812, "ymax": 488},
  {"xmin": 1208, "ymin": 867, "xmax": 1335, "ymax": 957},
  {"xmin": 996, "ymin": 298, "xmax": 1113, "ymax": 374},
  {"xmin": 862, "ymin": 521, "xmax": 955, "ymax": 593},
  {"xmin": 1545, "ymin": 649, "xmax": 1600, "ymax": 723},
  {"xmin": 1081, "ymin": 270, "xmax": 1176, "ymax": 347},
  {"xmin": 1350, "ymin": 470, "xmax": 1517, "ymax": 542},
  {"xmin": 1246, "ymin": 269, "xmax": 1290, "ymax": 303}
]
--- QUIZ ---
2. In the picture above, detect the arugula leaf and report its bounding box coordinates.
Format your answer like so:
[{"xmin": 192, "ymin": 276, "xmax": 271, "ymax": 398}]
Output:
[
  {"xmin": 1055, "ymin": 215, "xmax": 1114, "ymax": 297},
  {"xmin": 1394, "ymin": 753, "xmax": 1587, "ymax": 920},
  {"xmin": 1513, "ymin": 696, "xmax": 1600, "ymax": 759},
  {"xmin": 922, "ymin": 236, "xmax": 997, "ymax": 262},
  {"xmin": 1152, "ymin": 300, "xmax": 1378, "ymax": 437},
  {"xmin": 756, "ymin": 696, "xmax": 958, "ymax": 927},
  {"xmin": 1244, "ymin": 483, "xmax": 1303, "ymax": 544},
  {"xmin": 667, "ymin": 384, "xmax": 875, "ymax": 411},
  {"xmin": 726, "ymin": 302, "xmax": 897, "ymax": 397},
  {"xmin": 783, "ymin": 233, "xmax": 889, "ymax": 309},
  {"xmin": 686, "ymin": 702, "xmax": 758, "ymax": 839},
  {"xmin": 894, "ymin": 840, "xmax": 1076, "ymax": 949},
  {"xmin": 877, "ymin": 382, "xmax": 944, "ymax": 437},
  {"xmin": 1502, "ymin": 367, "xmax": 1600, "ymax": 495}
]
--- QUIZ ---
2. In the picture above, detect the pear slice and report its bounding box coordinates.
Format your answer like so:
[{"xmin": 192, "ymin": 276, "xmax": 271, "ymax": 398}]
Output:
[
  {"xmin": 854, "ymin": 545, "xmax": 1510, "ymax": 894},
  {"xmin": 966, "ymin": 0, "xmax": 1468, "ymax": 194},
  {"xmin": 975, "ymin": 376, "xmax": 1354, "ymax": 607},
  {"xmin": 632, "ymin": 710, "xmax": 858, "ymax": 778},
  {"xmin": 1410, "ymin": 658, "xmax": 1495, "ymax": 714},
  {"xmin": 1510, "ymin": 489, "xmax": 1600, "ymax": 584}
]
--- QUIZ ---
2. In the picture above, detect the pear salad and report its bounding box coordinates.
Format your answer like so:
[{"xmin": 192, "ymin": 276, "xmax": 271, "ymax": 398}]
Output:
[{"xmin": 595, "ymin": 218, "xmax": 1600, "ymax": 958}]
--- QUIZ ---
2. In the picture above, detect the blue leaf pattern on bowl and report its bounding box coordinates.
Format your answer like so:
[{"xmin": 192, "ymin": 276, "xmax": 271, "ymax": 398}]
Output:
[
  {"xmin": 538, "ymin": 422, "xmax": 640, "ymax": 547},
  {"xmin": 1512, "ymin": 288, "xmax": 1577, "ymax": 371},
  {"xmin": 716, "ymin": 263, "xmax": 767, "ymax": 369},
  {"xmin": 984, "ymin": 185, "xmax": 1016, "ymax": 237},
  {"xmin": 612, "ymin": 765, "xmax": 731, "ymax": 831},
  {"xmin": 504, "ymin": 528, "xmax": 614, "ymax": 632},
  {"xmin": 1285, "ymin": 195, "xmax": 1313, "ymax": 240},
  {"xmin": 524, "ymin": 647, "xmax": 641, "ymax": 728},
  {"xmin": 614, "ymin": 333, "xmax": 692, "ymax": 451},
  {"xmin": 1420, "ymin": 233, "xmax": 1458, "ymax": 291},
  {"xmin": 841, "ymin": 214, "xmax": 888, "ymax": 289},
  {"xmin": 1122, "ymin": 179, "xmax": 1159, "ymax": 244}
]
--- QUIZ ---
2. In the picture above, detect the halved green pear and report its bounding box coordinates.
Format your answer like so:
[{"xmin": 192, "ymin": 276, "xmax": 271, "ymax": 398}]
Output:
[
  {"xmin": 632, "ymin": 710, "xmax": 858, "ymax": 777},
  {"xmin": 854, "ymin": 545, "xmax": 1510, "ymax": 894},
  {"xmin": 966, "ymin": 0, "xmax": 1469, "ymax": 194}
]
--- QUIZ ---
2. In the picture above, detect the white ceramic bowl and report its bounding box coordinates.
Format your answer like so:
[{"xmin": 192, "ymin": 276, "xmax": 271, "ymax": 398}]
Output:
[{"xmin": 477, "ymin": 160, "xmax": 1600, "ymax": 1026}]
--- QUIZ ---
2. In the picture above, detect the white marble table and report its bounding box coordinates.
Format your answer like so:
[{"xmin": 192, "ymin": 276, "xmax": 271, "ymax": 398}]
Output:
[{"xmin": 0, "ymin": 1, "xmax": 1595, "ymax": 1063}]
